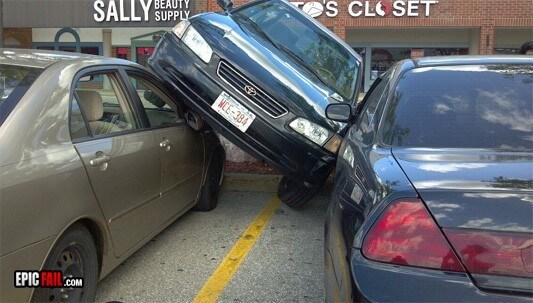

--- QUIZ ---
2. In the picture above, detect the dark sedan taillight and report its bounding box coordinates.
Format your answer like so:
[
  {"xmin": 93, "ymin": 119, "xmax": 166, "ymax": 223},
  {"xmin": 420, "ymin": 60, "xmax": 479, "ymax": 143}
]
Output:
[
  {"xmin": 443, "ymin": 229, "xmax": 533, "ymax": 279},
  {"xmin": 362, "ymin": 198, "xmax": 465, "ymax": 272}
]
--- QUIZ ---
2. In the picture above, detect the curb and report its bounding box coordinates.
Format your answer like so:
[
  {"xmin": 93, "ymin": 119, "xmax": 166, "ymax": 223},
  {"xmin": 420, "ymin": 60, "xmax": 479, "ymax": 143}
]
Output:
[
  {"xmin": 222, "ymin": 173, "xmax": 282, "ymax": 193},
  {"xmin": 222, "ymin": 173, "xmax": 334, "ymax": 196}
]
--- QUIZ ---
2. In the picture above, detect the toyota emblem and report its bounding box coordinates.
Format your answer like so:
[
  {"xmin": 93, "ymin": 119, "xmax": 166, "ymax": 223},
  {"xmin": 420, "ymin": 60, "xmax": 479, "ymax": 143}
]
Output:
[{"xmin": 244, "ymin": 85, "xmax": 257, "ymax": 96}]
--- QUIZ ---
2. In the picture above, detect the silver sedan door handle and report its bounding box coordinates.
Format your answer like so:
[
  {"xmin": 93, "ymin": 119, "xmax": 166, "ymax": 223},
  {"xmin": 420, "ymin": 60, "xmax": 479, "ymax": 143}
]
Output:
[
  {"xmin": 160, "ymin": 138, "xmax": 171, "ymax": 151},
  {"xmin": 89, "ymin": 152, "xmax": 111, "ymax": 167}
]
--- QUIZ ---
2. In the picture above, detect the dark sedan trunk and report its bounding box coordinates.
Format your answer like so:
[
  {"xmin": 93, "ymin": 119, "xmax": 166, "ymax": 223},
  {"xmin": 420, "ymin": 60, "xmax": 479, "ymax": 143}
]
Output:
[{"xmin": 393, "ymin": 147, "xmax": 533, "ymax": 293}]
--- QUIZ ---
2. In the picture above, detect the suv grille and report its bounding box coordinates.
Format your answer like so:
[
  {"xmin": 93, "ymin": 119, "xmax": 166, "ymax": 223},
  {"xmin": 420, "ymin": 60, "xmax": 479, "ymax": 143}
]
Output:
[{"xmin": 217, "ymin": 61, "xmax": 288, "ymax": 118}]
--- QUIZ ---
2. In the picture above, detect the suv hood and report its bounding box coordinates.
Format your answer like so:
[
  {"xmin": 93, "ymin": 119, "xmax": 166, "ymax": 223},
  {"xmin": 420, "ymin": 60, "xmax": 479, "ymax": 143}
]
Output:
[
  {"xmin": 191, "ymin": 12, "xmax": 361, "ymax": 132},
  {"xmin": 392, "ymin": 148, "xmax": 533, "ymax": 233}
]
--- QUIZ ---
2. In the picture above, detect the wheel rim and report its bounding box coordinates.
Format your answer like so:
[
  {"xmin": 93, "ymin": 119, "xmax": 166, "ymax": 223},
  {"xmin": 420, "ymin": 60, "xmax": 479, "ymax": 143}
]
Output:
[{"xmin": 47, "ymin": 244, "xmax": 85, "ymax": 302}]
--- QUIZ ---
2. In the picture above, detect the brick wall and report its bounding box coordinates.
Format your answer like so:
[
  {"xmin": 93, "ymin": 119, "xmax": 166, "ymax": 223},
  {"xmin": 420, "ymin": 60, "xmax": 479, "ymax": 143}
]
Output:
[
  {"xmin": 205, "ymin": 0, "xmax": 533, "ymax": 54},
  {"xmin": 4, "ymin": 28, "xmax": 32, "ymax": 48},
  {"xmin": 196, "ymin": 0, "xmax": 210, "ymax": 13}
]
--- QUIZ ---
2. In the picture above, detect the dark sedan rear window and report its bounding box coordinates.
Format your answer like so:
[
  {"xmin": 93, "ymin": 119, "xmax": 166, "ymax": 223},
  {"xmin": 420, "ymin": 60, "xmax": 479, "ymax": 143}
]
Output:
[
  {"xmin": 0, "ymin": 64, "xmax": 43, "ymax": 125},
  {"xmin": 382, "ymin": 64, "xmax": 533, "ymax": 151}
]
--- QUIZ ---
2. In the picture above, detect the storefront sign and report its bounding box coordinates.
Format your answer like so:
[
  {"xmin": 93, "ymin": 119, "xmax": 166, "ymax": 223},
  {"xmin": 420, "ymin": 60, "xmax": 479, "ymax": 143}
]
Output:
[
  {"xmin": 3, "ymin": 0, "xmax": 196, "ymax": 28},
  {"xmin": 93, "ymin": 0, "xmax": 191, "ymax": 22},
  {"xmin": 292, "ymin": 0, "xmax": 439, "ymax": 18}
]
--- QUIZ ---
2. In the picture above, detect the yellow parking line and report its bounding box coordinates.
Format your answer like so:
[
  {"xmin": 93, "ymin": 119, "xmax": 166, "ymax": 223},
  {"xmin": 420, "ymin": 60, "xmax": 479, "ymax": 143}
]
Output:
[{"xmin": 192, "ymin": 196, "xmax": 281, "ymax": 303}]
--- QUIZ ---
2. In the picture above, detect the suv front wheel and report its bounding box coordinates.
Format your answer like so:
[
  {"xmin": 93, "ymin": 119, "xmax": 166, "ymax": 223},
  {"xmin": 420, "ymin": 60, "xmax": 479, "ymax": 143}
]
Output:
[{"xmin": 277, "ymin": 176, "xmax": 325, "ymax": 208}]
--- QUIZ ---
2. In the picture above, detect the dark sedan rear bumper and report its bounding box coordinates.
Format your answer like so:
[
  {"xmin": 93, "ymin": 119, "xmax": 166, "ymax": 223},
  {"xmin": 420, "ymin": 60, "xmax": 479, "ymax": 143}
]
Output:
[
  {"xmin": 149, "ymin": 32, "xmax": 335, "ymax": 186},
  {"xmin": 347, "ymin": 251, "xmax": 531, "ymax": 302},
  {"xmin": 326, "ymin": 246, "xmax": 532, "ymax": 302}
]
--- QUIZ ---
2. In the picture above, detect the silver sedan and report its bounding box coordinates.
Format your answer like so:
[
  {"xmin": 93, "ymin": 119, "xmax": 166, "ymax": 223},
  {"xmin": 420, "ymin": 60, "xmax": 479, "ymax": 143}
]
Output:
[{"xmin": 0, "ymin": 49, "xmax": 225, "ymax": 302}]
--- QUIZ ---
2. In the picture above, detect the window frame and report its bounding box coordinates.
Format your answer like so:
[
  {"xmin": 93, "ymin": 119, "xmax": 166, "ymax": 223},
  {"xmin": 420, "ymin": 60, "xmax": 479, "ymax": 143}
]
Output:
[
  {"xmin": 69, "ymin": 66, "xmax": 146, "ymax": 144},
  {"xmin": 354, "ymin": 70, "xmax": 391, "ymax": 134},
  {"xmin": 68, "ymin": 94, "xmax": 91, "ymax": 141},
  {"xmin": 120, "ymin": 67, "xmax": 186, "ymax": 131}
]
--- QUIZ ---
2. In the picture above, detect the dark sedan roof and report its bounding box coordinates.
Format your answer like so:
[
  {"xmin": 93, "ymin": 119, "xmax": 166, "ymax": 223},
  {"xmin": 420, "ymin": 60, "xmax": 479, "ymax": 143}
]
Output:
[{"xmin": 412, "ymin": 55, "xmax": 532, "ymax": 68}]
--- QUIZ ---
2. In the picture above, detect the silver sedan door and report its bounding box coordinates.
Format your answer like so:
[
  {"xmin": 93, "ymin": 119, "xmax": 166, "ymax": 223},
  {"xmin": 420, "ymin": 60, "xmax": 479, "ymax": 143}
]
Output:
[
  {"xmin": 123, "ymin": 71, "xmax": 204, "ymax": 215},
  {"xmin": 71, "ymin": 70, "xmax": 164, "ymax": 257}
]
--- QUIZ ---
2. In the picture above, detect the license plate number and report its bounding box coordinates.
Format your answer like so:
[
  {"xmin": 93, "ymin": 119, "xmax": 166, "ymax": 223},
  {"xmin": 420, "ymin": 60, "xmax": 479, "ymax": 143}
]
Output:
[{"xmin": 211, "ymin": 91, "xmax": 256, "ymax": 132}]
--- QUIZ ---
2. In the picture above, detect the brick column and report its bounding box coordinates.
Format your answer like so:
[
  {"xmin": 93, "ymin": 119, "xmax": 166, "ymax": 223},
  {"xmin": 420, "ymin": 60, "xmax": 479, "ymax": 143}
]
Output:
[
  {"xmin": 102, "ymin": 29, "xmax": 112, "ymax": 57},
  {"xmin": 479, "ymin": 20, "xmax": 495, "ymax": 55}
]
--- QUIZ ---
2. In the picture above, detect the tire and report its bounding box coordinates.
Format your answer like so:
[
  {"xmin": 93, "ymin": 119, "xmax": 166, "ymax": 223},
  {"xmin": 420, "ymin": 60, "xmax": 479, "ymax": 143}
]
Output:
[
  {"xmin": 277, "ymin": 176, "xmax": 325, "ymax": 209},
  {"xmin": 194, "ymin": 150, "xmax": 225, "ymax": 211},
  {"xmin": 32, "ymin": 223, "xmax": 98, "ymax": 303}
]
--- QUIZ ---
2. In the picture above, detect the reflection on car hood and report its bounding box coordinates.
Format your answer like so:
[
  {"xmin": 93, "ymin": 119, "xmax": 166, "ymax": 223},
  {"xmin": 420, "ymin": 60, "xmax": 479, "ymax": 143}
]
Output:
[
  {"xmin": 192, "ymin": 12, "xmax": 348, "ymax": 132},
  {"xmin": 392, "ymin": 148, "xmax": 533, "ymax": 233}
]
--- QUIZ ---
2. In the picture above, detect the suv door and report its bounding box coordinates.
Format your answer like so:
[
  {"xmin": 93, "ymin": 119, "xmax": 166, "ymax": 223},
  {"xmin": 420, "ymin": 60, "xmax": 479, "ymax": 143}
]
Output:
[
  {"xmin": 122, "ymin": 69, "xmax": 204, "ymax": 215},
  {"xmin": 70, "ymin": 69, "xmax": 163, "ymax": 257}
]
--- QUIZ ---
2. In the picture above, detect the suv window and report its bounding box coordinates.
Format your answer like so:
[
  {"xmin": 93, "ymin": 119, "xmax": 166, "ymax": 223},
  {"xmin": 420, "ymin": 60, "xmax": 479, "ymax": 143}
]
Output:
[
  {"xmin": 382, "ymin": 64, "xmax": 533, "ymax": 150},
  {"xmin": 234, "ymin": 0, "xmax": 359, "ymax": 102}
]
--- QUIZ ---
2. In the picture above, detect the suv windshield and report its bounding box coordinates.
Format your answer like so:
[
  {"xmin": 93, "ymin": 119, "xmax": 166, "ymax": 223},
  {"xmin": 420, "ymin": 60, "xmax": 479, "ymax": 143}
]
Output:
[
  {"xmin": 0, "ymin": 64, "xmax": 42, "ymax": 125},
  {"xmin": 383, "ymin": 64, "xmax": 533, "ymax": 151},
  {"xmin": 233, "ymin": 0, "xmax": 359, "ymax": 102}
]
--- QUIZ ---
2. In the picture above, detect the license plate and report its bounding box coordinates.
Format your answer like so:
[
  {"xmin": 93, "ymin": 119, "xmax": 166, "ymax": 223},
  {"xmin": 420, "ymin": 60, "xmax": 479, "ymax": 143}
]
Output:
[{"xmin": 211, "ymin": 91, "xmax": 256, "ymax": 132}]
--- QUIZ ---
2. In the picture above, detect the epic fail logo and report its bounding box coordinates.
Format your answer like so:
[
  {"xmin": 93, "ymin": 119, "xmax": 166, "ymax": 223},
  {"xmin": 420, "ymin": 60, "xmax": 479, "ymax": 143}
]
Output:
[
  {"xmin": 14, "ymin": 271, "xmax": 83, "ymax": 288},
  {"xmin": 292, "ymin": 0, "xmax": 439, "ymax": 18}
]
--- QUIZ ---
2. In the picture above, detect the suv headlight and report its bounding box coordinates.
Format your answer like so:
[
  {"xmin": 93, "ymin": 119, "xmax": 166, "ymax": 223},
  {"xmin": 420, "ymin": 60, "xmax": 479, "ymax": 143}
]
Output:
[
  {"xmin": 172, "ymin": 20, "xmax": 213, "ymax": 63},
  {"xmin": 172, "ymin": 20, "xmax": 190, "ymax": 38},
  {"xmin": 289, "ymin": 118, "xmax": 333, "ymax": 146}
]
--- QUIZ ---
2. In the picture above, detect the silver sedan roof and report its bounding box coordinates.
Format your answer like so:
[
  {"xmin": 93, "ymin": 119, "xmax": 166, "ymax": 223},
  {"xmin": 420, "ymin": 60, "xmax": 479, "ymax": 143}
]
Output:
[{"xmin": 0, "ymin": 48, "xmax": 140, "ymax": 70}]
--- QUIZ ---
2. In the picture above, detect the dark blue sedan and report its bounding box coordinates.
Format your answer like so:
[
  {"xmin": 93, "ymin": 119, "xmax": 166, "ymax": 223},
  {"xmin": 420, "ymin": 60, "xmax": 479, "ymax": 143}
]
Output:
[{"xmin": 324, "ymin": 56, "xmax": 533, "ymax": 302}]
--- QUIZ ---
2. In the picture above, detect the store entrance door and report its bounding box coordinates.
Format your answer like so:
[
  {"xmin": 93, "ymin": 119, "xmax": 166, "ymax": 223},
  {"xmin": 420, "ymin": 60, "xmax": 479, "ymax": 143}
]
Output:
[
  {"xmin": 136, "ymin": 47, "xmax": 155, "ymax": 67},
  {"xmin": 131, "ymin": 30, "xmax": 166, "ymax": 67}
]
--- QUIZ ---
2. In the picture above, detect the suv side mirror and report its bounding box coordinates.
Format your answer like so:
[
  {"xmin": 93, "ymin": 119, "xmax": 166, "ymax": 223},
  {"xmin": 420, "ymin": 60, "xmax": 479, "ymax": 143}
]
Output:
[
  {"xmin": 217, "ymin": 0, "xmax": 233, "ymax": 11},
  {"xmin": 326, "ymin": 103, "xmax": 352, "ymax": 122}
]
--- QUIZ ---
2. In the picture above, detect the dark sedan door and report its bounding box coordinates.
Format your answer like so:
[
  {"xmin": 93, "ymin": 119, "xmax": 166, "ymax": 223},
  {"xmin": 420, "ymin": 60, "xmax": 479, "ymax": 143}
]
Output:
[
  {"xmin": 325, "ymin": 73, "xmax": 392, "ymax": 302},
  {"xmin": 122, "ymin": 69, "xmax": 204, "ymax": 215}
]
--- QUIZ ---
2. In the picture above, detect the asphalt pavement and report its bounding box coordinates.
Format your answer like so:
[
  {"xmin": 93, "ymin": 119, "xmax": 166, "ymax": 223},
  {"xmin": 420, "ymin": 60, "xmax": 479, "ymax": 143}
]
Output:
[{"xmin": 95, "ymin": 174, "xmax": 330, "ymax": 303}]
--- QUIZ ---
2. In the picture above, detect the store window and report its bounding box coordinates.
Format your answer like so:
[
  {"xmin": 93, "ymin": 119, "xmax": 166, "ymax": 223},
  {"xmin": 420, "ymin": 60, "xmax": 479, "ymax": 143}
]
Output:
[
  {"xmin": 493, "ymin": 48, "xmax": 520, "ymax": 55},
  {"xmin": 136, "ymin": 47, "xmax": 154, "ymax": 67},
  {"xmin": 355, "ymin": 47, "xmax": 468, "ymax": 91},
  {"xmin": 35, "ymin": 44, "xmax": 102, "ymax": 55},
  {"xmin": 370, "ymin": 48, "xmax": 468, "ymax": 80},
  {"xmin": 131, "ymin": 30, "xmax": 166, "ymax": 67},
  {"xmin": 116, "ymin": 47, "xmax": 130, "ymax": 60},
  {"xmin": 81, "ymin": 47, "xmax": 99, "ymax": 55},
  {"xmin": 33, "ymin": 27, "xmax": 102, "ymax": 56},
  {"xmin": 35, "ymin": 46, "xmax": 54, "ymax": 51},
  {"xmin": 494, "ymin": 28, "xmax": 532, "ymax": 55}
]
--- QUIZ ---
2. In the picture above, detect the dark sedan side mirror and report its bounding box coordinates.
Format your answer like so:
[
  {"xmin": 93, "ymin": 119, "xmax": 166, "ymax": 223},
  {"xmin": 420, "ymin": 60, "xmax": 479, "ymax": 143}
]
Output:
[
  {"xmin": 217, "ymin": 0, "xmax": 233, "ymax": 11},
  {"xmin": 326, "ymin": 103, "xmax": 352, "ymax": 122}
]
